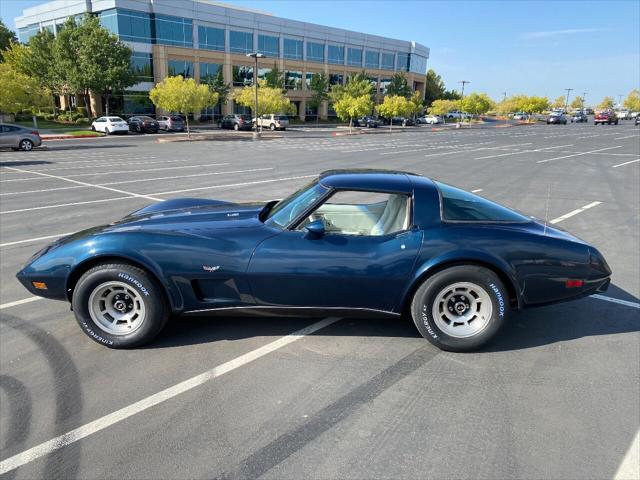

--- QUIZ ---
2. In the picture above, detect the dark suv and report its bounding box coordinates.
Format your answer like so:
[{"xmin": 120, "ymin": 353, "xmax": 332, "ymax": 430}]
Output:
[
  {"xmin": 128, "ymin": 116, "xmax": 159, "ymax": 133},
  {"xmin": 219, "ymin": 114, "xmax": 253, "ymax": 131}
]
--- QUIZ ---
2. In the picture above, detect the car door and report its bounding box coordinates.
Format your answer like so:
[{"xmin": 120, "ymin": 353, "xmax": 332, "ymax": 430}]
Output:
[
  {"xmin": 247, "ymin": 190, "xmax": 423, "ymax": 313},
  {"xmin": 0, "ymin": 125, "xmax": 20, "ymax": 147},
  {"xmin": 0, "ymin": 125, "xmax": 10, "ymax": 147},
  {"xmin": 94, "ymin": 117, "xmax": 105, "ymax": 132}
]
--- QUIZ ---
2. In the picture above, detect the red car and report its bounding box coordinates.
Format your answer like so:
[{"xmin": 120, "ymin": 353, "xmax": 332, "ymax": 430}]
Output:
[{"xmin": 594, "ymin": 110, "xmax": 618, "ymax": 125}]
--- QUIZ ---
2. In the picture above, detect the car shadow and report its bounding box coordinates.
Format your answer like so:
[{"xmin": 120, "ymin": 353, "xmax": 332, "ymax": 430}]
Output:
[
  {"xmin": 147, "ymin": 284, "xmax": 638, "ymax": 351},
  {"xmin": 0, "ymin": 160, "xmax": 53, "ymax": 166}
]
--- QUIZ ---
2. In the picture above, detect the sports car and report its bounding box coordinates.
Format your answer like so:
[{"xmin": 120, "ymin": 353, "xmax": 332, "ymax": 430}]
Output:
[{"xmin": 17, "ymin": 170, "xmax": 611, "ymax": 352}]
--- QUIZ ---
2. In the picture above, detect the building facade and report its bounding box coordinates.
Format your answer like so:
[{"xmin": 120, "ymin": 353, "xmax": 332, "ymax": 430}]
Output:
[{"xmin": 15, "ymin": 0, "xmax": 430, "ymax": 120}]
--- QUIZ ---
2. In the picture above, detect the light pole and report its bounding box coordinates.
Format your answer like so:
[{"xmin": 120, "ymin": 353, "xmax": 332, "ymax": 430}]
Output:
[
  {"xmin": 246, "ymin": 52, "xmax": 265, "ymax": 140},
  {"xmin": 564, "ymin": 88, "xmax": 573, "ymax": 113},
  {"xmin": 618, "ymin": 94, "xmax": 623, "ymax": 109},
  {"xmin": 458, "ymin": 80, "xmax": 470, "ymax": 126},
  {"xmin": 582, "ymin": 92, "xmax": 587, "ymax": 112}
]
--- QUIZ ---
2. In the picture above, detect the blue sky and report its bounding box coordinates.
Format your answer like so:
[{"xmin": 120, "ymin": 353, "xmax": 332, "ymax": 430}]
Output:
[{"xmin": 2, "ymin": 0, "xmax": 638, "ymax": 105}]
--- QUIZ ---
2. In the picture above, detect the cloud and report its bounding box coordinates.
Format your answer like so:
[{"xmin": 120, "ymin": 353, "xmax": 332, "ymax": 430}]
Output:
[{"xmin": 520, "ymin": 28, "xmax": 607, "ymax": 40}]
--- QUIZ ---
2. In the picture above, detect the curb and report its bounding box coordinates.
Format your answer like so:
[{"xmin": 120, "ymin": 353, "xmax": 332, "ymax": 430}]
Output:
[{"xmin": 42, "ymin": 134, "xmax": 104, "ymax": 140}]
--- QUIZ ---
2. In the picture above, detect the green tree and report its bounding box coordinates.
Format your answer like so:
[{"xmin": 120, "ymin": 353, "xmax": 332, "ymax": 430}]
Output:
[
  {"xmin": 623, "ymin": 89, "xmax": 640, "ymax": 112},
  {"xmin": 307, "ymin": 72, "xmax": 329, "ymax": 123},
  {"xmin": 442, "ymin": 89, "xmax": 461, "ymax": 100},
  {"xmin": 428, "ymin": 99, "xmax": 461, "ymax": 118},
  {"xmin": 408, "ymin": 90, "xmax": 425, "ymax": 118},
  {"xmin": 385, "ymin": 71, "xmax": 411, "ymax": 98},
  {"xmin": 233, "ymin": 79, "xmax": 294, "ymax": 129},
  {"xmin": 377, "ymin": 95, "xmax": 412, "ymax": 130},
  {"xmin": 424, "ymin": 69, "xmax": 446, "ymax": 106},
  {"xmin": 0, "ymin": 63, "xmax": 50, "ymax": 115},
  {"xmin": 333, "ymin": 94, "xmax": 374, "ymax": 133},
  {"xmin": 0, "ymin": 20, "xmax": 17, "ymax": 61},
  {"xmin": 597, "ymin": 96, "xmax": 615, "ymax": 110},
  {"xmin": 570, "ymin": 96, "xmax": 585, "ymax": 110},
  {"xmin": 461, "ymin": 92, "xmax": 494, "ymax": 116},
  {"xmin": 264, "ymin": 62, "xmax": 285, "ymax": 90},
  {"xmin": 201, "ymin": 67, "xmax": 230, "ymax": 116},
  {"xmin": 150, "ymin": 75, "xmax": 219, "ymax": 138},
  {"xmin": 551, "ymin": 95, "xmax": 566, "ymax": 109}
]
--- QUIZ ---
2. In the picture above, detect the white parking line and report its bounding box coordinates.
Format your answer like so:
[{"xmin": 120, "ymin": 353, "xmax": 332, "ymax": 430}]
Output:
[
  {"xmin": 536, "ymin": 146, "xmax": 623, "ymax": 164},
  {"xmin": 3, "ymin": 167, "xmax": 161, "ymax": 202},
  {"xmin": 0, "ymin": 316, "xmax": 341, "ymax": 476},
  {"xmin": 614, "ymin": 429, "xmax": 640, "ymax": 480},
  {"xmin": 549, "ymin": 201, "xmax": 602, "ymax": 224},
  {"xmin": 614, "ymin": 135, "xmax": 639, "ymax": 140},
  {"xmin": 612, "ymin": 159, "xmax": 640, "ymax": 168},
  {"xmin": 0, "ymin": 232, "xmax": 74, "ymax": 248},
  {"xmin": 0, "ymin": 196, "xmax": 134, "ymax": 214},
  {"xmin": 471, "ymin": 189, "xmax": 483, "ymax": 193},
  {"xmin": 148, "ymin": 174, "xmax": 316, "ymax": 196},
  {"xmin": 0, "ymin": 296, "xmax": 42, "ymax": 310},
  {"xmin": 473, "ymin": 144, "xmax": 574, "ymax": 160},
  {"xmin": 592, "ymin": 294, "xmax": 640, "ymax": 309}
]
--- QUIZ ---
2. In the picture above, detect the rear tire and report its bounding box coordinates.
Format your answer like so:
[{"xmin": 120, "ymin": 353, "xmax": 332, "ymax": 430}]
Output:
[
  {"xmin": 270, "ymin": 124, "xmax": 276, "ymax": 131},
  {"xmin": 19, "ymin": 139, "xmax": 34, "ymax": 151},
  {"xmin": 72, "ymin": 263, "xmax": 170, "ymax": 348},
  {"xmin": 234, "ymin": 123, "xmax": 239, "ymax": 131},
  {"xmin": 104, "ymin": 128, "xmax": 110, "ymax": 136},
  {"xmin": 410, "ymin": 265, "xmax": 509, "ymax": 352}
]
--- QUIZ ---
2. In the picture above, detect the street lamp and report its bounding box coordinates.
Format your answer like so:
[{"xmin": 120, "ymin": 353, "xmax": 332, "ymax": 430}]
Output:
[
  {"xmin": 246, "ymin": 52, "xmax": 266, "ymax": 139},
  {"xmin": 564, "ymin": 88, "xmax": 573, "ymax": 113},
  {"xmin": 458, "ymin": 80, "xmax": 470, "ymax": 127}
]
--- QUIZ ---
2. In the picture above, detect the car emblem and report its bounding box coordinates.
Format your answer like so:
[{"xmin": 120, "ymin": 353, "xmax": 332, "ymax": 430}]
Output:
[{"xmin": 203, "ymin": 265, "xmax": 220, "ymax": 272}]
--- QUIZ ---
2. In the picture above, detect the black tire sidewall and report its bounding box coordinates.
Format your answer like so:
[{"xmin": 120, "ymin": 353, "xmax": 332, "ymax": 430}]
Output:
[
  {"xmin": 21, "ymin": 139, "xmax": 34, "ymax": 151},
  {"xmin": 411, "ymin": 266, "xmax": 509, "ymax": 352},
  {"xmin": 72, "ymin": 264, "xmax": 169, "ymax": 348}
]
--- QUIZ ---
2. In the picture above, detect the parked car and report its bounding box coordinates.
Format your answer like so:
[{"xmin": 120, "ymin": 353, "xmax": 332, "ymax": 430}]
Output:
[
  {"xmin": 219, "ymin": 114, "xmax": 253, "ymax": 131},
  {"xmin": 446, "ymin": 110, "xmax": 464, "ymax": 119},
  {"xmin": 254, "ymin": 114, "xmax": 289, "ymax": 131},
  {"xmin": 91, "ymin": 116, "xmax": 129, "ymax": 135},
  {"xmin": 546, "ymin": 112, "xmax": 567, "ymax": 124},
  {"xmin": 616, "ymin": 110, "xmax": 630, "ymax": 120},
  {"xmin": 417, "ymin": 115, "xmax": 442, "ymax": 124},
  {"xmin": 353, "ymin": 116, "xmax": 379, "ymax": 128},
  {"xmin": 17, "ymin": 169, "xmax": 612, "ymax": 352},
  {"xmin": 635, "ymin": 115, "xmax": 639, "ymax": 126},
  {"xmin": 571, "ymin": 112, "xmax": 588, "ymax": 123},
  {"xmin": 0, "ymin": 123, "xmax": 42, "ymax": 151},
  {"xmin": 513, "ymin": 112, "xmax": 529, "ymax": 121},
  {"xmin": 594, "ymin": 110, "xmax": 618, "ymax": 125},
  {"xmin": 127, "ymin": 116, "xmax": 159, "ymax": 133},
  {"xmin": 157, "ymin": 115, "xmax": 185, "ymax": 132},
  {"xmin": 389, "ymin": 117, "xmax": 414, "ymax": 126}
]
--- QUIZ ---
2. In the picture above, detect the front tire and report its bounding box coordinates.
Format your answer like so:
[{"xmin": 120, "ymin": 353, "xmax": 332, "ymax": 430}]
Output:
[
  {"xmin": 233, "ymin": 123, "xmax": 239, "ymax": 131},
  {"xmin": 72, "ymin": 263, "xmax": 170, "ymax": 348},
  {"xmin": 410, "ymin": 266, "xmax": 509, "ymax": 352}
]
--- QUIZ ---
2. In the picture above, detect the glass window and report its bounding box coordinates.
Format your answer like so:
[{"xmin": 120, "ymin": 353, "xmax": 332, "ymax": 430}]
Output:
[
  {"xmin": 396, "ymin": 52, "xmax": 410, "ymax": 71},
  {"xmin": 285, "ymin": 70, "xmax": 302, "ymax": 90},
  {"xmin": 123, "ymin": 91, "xmax": 154, "ymax": 115},
  {"xmin": 328, "ymin": 45, "xmax": 344, "ymax": 65},
  {"xmin": 258, "ymin": 34, "xmax": 279, "ymax": 56},
  {"xmin": 18, "ymin": 24, "xmax": 40, "ymax": 43},
  {"xmin": 232, "ymin": 65, "xmax": 253, "ymax": 86},
  {"xmin": 436, "ymin": 182, "xmax": 530, "ymax": 222},
  {"xmin": 168, "ymin": 59, "xmax": 193, "ymax": 78},
  {"xmin": 198, "ymin": 25, "xmax": 224, "ymax": 51},
  {"xmin": 329, "ymin": 73, "xmax": 343, "ymax": 85},
  {"xmin": 380, "ymin": 78, "xmax": 391, "ymax": 94},
  {"xmin": 306, "ymin": 41, "xmax": 324, "ymax": 62},
  {"xmin": 299, "ymin": 191, "xmax": 410, "ymax": 236},
  {"xmin": 409, "ymin": 53, "xmax": 428, "ymax": 74},
  {"xmin": 200, "ymin": 62, "xmax": 221, "ymax": 81},
  {"xmin": 368, "ymin": 76, "xmax": 379, "ymax": 90},
  {"xmin": 347, "ymin": 47, "xmax": 362, "ymax": 66},
  {"xmin": 257, "ymin": 67, "xmax": 271, "ymax": 80},
  {"xmin": 155, "ymin": 14, "xmax": 193, "ymax": 47},
  {"xmin": 230, "ymin": 30, "xmax": 253, "ymax": 54},
  {"xmin": 266, "ymin": 181, "xmax": 328, "ymax": 228},
  {"xmin": 283, "ymin": 38, "xmax": 303, "ymax": 60},
  {"xmin": 381, "ymin": 52, "xmax": 395, "ymax": 70},
  {"xmin": 365, "ymin": 51, "xmax": 380, "ymax": 69},
  {"xmin": 131, "ymin": 52, "xmax": 154, "ymax": 82}
]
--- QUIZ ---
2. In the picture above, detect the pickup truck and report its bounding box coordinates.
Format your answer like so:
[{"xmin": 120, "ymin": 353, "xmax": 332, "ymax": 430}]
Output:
[{"xmin": 594, "ymin": 110, "xmax": 618, "ymax": 125}]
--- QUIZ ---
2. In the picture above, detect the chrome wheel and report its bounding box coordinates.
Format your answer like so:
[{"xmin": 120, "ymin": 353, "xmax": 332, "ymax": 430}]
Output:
[
  {"xmin": 431, "ymin": 282, "xmax": 492, "ymax": 338},
  {"xmin": 20, "ymin": 139, "xmax": 33, "ymax": 151},
  {"xmin": 88, "ymin": 281, "xmax": 146, "ymax": 335}
]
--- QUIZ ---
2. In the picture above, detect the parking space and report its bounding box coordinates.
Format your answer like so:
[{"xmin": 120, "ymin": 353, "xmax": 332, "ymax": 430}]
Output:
[{"xmin": 1, "ymin": 121, "xmax": 639, "ymax": 479}]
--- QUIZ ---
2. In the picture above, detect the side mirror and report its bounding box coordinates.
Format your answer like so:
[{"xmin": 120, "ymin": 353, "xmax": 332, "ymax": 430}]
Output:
[{"xmin": 305, "ymin": 219, "xmax": 325, "ymax": 237}]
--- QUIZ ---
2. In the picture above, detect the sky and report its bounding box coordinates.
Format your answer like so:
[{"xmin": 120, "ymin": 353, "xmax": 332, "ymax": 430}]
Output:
[{"xmin": 2, "ymin": 0, "xmax": 639, "ymax": 105}]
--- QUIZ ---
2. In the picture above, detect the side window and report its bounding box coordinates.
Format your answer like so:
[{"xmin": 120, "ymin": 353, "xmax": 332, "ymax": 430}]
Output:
[{"xmin": 300, "ymin": 190, "xmax": 411, "ymax": 236}]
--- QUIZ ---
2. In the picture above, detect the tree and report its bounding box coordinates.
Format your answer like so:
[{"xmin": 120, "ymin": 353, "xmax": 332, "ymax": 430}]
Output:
[
  {"xmin": 377, "ymin": 95, "xmax": 412, "ymax": 130},
  {"xmin": 551, "ymin": 95, "xmax": 566, "ymax": 109},
  {"xmin": 442, "ymin": 89, "xmax": 461, "ymax": 100},
  {"xmin": 0, "ymin": 20, "xmax": 17, "ymax": 61},
  {"xmin": 333, "ymin": 94, "xmax": 374, "ymax": 133},
  {"xmin": 150, "ymin": 75, "xmax": 219, "ymax": 138},
  {"xmin": 570, "ymin": 96, "xmax": 585, "ymax": 110},
  {"xmin": 408, "ymin": 90, "xmax": 425, "ymax": 118},
  {"xmin": 385, "ymin": 72, "xmax": 411, "ymax": 98},
  {"xmin": 307, "ymin": 72, "xmax": 329, "ymax": 123},
  {"xmin": 233, "ymin": 79, "xmax": 294, "ymax": 128},
  {"xmin": 0, "ymin": 63, "xmax": 50, "ymax": 116},
  {"xmin": 201, "ymin": 67, "xmax": 230, "ymax": 116},
  {"xmin": 264, "ymin": 62, "xmax": 285, "ymax": 90},
  {"xmin": 461, "ymin": 92, "xmax": 494, "ymax": 116},
  {"xmin": 597, "ymin": 96, "xmax": 615, "ymax": 110},
  {"xmin": 623, "ymin": 89, "xmax": 640, "ymax": 112},
  {"xmin": 424, "ymin": 69, "xmax": 446, "ymax": 106},
  {"xmin": 428, "ymin": 99, "xmax": 460, "ymax": 117}
]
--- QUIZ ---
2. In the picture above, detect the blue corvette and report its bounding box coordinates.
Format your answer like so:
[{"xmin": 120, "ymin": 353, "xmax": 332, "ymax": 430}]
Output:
[{"xmin": 17, "ymin": 170, "xmax": 611, "ymax": 351}]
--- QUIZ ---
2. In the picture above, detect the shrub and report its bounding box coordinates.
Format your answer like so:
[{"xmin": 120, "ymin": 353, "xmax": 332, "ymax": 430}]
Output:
[
  {"xmin": 76, "ymin": 106, "xmax": 88, "ymax": 116},
  {"xmin": 76, "ymin": 117, "xmax": 89, "ymax": 124}
]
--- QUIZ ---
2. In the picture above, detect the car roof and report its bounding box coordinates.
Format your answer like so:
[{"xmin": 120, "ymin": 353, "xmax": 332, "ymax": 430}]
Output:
[{"xmin": 319, "ymin": 169, "xmax": 420, "ymax": 194}]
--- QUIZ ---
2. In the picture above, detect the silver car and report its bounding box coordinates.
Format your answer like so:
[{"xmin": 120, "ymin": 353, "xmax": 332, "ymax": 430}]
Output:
[{"xmin": 0, "ymin": 123, "xmax": 43, "ymax": 151}]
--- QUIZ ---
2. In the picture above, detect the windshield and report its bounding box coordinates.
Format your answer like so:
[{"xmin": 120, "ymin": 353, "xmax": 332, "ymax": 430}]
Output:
[
  {"xmin": 265, "ymin": 180, "xmax": 328, "ymax": 228},
  {"xmin": 435, "ymin": 181, "xmax": 530, "ymax": 222}
]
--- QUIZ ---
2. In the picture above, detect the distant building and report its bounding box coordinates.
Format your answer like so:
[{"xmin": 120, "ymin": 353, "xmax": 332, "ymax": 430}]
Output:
[{"xmin": 15, "ymin": 0, "xmax": 430, "ymax": 119}]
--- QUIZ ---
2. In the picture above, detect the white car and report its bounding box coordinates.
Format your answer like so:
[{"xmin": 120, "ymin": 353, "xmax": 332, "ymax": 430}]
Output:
[
  {"xmin": 418, "ymin": 115, "xmax": 442, "ymax": 124},
  {"xmin": 253, "ymin": 114, "xmax": 289, "ymax": 130},
  {"xmin": 91, "ymin": 116, "xmax": 129, "ymax": 135},
  {"xmin": 616, "ymin": 110, "xmax": 630, "ymax": 120},
  {"xmin": 513, "ymin": 112, "xmax": 529, "ymax": 120}
]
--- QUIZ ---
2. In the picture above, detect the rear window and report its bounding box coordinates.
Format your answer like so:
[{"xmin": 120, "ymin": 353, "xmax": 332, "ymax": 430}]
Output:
[
  {"xmin": 275, "ymin": 115, "xmax": 288, "ymax": 121},
  {"xmin": 435, "ymin": 182, "xmax": 530, "ymax": 222},
  {"xmin": 240, "ymin": 115, "xmax": 252, "ymax": 121},
  {"xmin": 170, "ymin": 116, "xmax": 183, "ymax": 121},
  {"xmin": 108, "ymin": 117, "xmax": 123, "ymax": 122}
]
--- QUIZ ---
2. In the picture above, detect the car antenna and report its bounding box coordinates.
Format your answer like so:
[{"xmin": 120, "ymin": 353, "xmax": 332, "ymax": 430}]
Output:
[{"xmin": 544, "ymin": 184, "xmax": 551, "ymax": 236}]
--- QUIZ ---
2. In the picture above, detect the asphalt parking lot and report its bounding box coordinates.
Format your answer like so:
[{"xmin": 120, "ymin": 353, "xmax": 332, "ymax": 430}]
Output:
[{"xmin": 1, "ymin": 121, "xmax": 639, "ymax": 479}]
